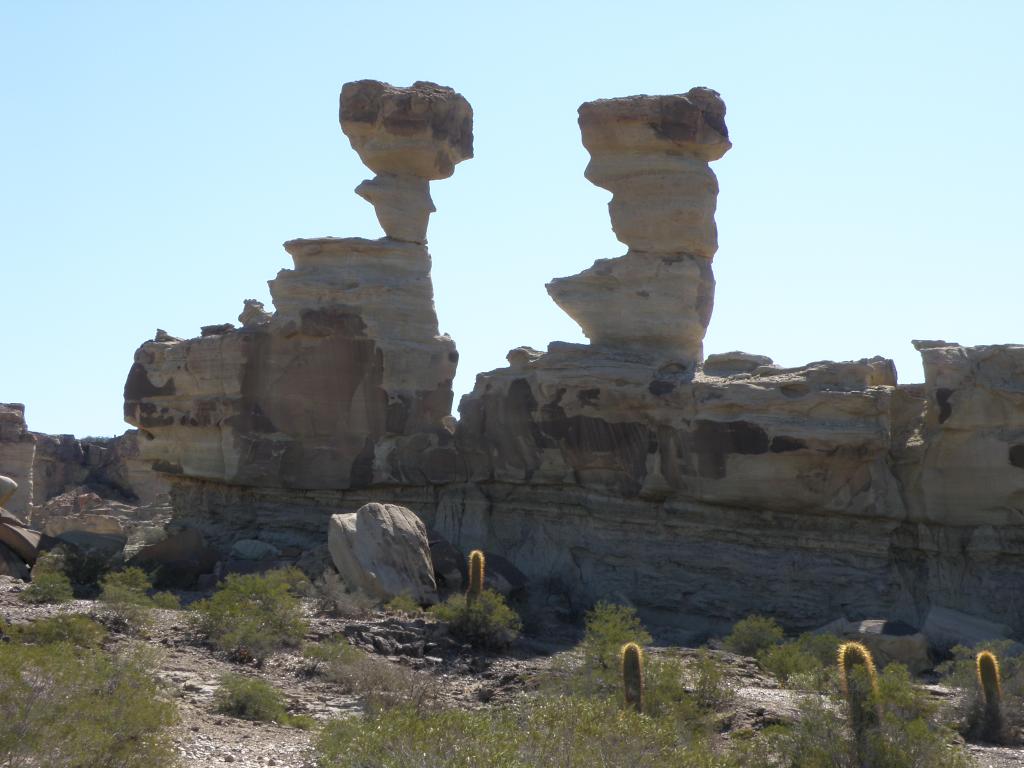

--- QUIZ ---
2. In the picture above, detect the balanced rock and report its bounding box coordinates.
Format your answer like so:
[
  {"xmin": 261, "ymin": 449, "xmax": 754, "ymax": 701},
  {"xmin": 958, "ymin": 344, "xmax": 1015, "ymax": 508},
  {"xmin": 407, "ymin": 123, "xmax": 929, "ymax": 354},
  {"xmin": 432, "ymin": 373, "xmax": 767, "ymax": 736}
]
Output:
[
  {"xmin": 547, "ymin": 88, "xmax": 731, "ymax": 365},
  {"xmin": 341, "ymin": 80, "xmax": 473, "ymax": 243},
  {"xmin": 328, "ymin": 503, "xmax": 437, "ymax": 604},
  {"xmin": 124, "ymin": 80, "xmax": 470, "ymax": 491}
]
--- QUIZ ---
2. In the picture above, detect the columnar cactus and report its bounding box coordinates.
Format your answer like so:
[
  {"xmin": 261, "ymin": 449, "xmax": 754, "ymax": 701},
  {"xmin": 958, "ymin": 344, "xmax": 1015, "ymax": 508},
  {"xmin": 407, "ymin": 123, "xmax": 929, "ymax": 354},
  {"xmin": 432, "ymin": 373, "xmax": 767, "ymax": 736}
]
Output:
[
  {"xmin": 837, "ymin": 641, "xmax": 880, "ymax": 739},
  {"xmin": 621, "ymin": 641, "xmax": 644, "ymax": 713},
  {"xmin": 976, "ymin": 650, "xmax": 1003, "ymax": 739},
  {"xmin": 466, "ymin": 550, "xmax": 485, "ymax": 606}
]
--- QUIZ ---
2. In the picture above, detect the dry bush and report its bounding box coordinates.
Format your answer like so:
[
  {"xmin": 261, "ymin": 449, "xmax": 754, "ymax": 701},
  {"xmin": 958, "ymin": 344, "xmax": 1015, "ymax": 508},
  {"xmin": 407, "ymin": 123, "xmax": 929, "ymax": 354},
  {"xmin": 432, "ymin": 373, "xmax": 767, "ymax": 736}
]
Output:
[{"xmin": 304, "ymin": 638, "xmax": 434, "ymax": 712}]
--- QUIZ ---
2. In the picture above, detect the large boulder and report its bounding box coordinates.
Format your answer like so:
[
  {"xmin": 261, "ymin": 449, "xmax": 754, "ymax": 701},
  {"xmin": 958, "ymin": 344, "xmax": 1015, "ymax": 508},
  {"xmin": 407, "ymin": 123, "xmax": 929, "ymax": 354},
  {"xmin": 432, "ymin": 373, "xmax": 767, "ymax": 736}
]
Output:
[
  {"xmin": 328, "ymin": 503, "xmax": 437, "ymax": 604},
  {"xmin": 0, "ymin": 475, "xmax": 16, "ymax": 507},
  {"xmin": 0, "ymin": 522, "xmax": 40, "ymax": 565},
  {"xmin": 817, "ymin": 618, "xmax": 931, "ymax": 674},
  {"xmin": 922, "ymin": 606, "xmax": 1014, "ymax": 653}
]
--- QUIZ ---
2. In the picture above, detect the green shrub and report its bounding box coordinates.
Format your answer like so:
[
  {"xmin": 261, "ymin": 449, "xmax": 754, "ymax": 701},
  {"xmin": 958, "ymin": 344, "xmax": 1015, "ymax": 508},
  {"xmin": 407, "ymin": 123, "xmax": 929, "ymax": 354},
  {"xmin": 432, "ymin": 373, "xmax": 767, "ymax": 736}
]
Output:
[
  {"xmin": 429, "ymin": 589, "xmax": 520, "ymax": 650},
  {"xmin": 6, "ymin": 615, "xmax": 107, "ymax": 648},
  {"xmin": 214, "ymin": 672, "xmax": 310, "ymax": 728},
  {"xmin": 578, "ymin": 601, "xmax": 652, "ymax": 670},
  {"xmin": 316, "ymin": 695, "xmax": 720, "ymax": 768},
  {"xmin": 758, "ymin": 642, "xmax": 821, "ymax": 685},
  {"xmin": 690, "ymin": 650, "xmax": 735, "ymax": 711},
  {"xmin": 303, "ymin": 638, "xmax": 433, "ymax": 712},
  {"xmin": 734, "ymin": 662, "xmax": 969, "ymax": 768},
  {"xmin": 19, "ymin": 552, "xmax": 74, "ymax": 604},
  {"xmin": 151, "ymin": 591, "xmax": 181, "ymax": 610},
  {"xmin": 723, "ymin": 614, "xmax": 784, "ymax": 657},
  {"xmin": 99, "ymin": 567, "xmax": 156, "ymax": 633},
  {"xmin": 385, "ymin": 594, "xmax": 421, "ymax": 614},
  {"xmin": 190, "ymin": 568, "xmax": 308, "ymax": 664},
  {"xmin": 0, "ymin": 642, "xmax": 178, "ymax": 768}
]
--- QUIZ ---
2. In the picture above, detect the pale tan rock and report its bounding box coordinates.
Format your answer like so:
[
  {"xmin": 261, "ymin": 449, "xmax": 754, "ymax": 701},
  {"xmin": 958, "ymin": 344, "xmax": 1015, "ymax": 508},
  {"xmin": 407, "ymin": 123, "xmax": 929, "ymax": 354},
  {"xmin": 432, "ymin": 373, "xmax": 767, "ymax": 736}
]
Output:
[
  {"xmin": 908, "ymin": 340, "xmax": 1024, "ymax": 525},
  {"xmin": 0, "ymin": 404, "xmax": 35, "ymax": 515},
  {"xmin": 341, "ymin": 81, "xmax": 471, "ymax": 243},
  {"xmin": 548, "ymin": 251, "xmax": 714, "ymax": 361},
  {"xmin": 355, "ymin": 174, "xmax": 434, "ymax": 244},
  {"xmin": 340, "ymin": 80, "xmax": 473, "ymax": 180},
  {"xmin": 0, "ymin": 475, "xmax": 15, "ymax": 507},
  {"xmin": 238, "ymin": 299, "xmax": 271, "ymax": 328},
  {"xmin": 327, "ymin": 502, "xmax": 437, "ymax": 604},
  {"xmin": 703, "ymin": 351, "xmax": 775, "ymax": 377},
  {"xmin": 548, "ymin": 88, "xmax": 731, "ymax": 365},
  {"xmin": 577, "ymin": 88, "xmax": 730, "ymax": 255},
  {"xmin": 125, "ymin": 81, "xmax": 471, "ymax": 492}
]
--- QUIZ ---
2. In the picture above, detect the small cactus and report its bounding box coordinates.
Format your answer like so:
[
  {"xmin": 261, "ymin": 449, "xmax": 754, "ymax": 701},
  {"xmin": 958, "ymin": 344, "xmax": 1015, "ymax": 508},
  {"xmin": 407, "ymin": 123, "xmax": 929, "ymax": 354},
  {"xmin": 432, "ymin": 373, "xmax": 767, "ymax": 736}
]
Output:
[
  {"xmin": 837, "ymin": 641, "xmax": 880, "ymax": 739},
  {"xmin": 466, "ymin": 550, "xmax": 485, "ymax": 606},
  {"xmin": 621, "ymin": 641, "xmax": 644, "ymax": 713},
  {"xmin": 976, "ymin": 650, "xmax": 1003, "ymax": 739}
]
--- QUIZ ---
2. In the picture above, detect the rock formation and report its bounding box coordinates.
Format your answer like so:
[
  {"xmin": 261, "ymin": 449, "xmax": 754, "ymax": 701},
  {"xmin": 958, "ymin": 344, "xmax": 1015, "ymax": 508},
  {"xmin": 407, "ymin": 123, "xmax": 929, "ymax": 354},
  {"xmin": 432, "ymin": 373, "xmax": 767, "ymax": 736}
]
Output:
[
  {"xmin": 124, "ymin": 81, "xmax": 471, "ymax": 494},
  {"xmin": 547, "ymin": 88, "xmax": 730, "ymax": 365},
  {"xmin": 328, "ymin": 502, "xmax": 437, "ymax": 604},
  {"xmin": 118, "ymin": 82, "xmax": 1024, "ymax": 646}
]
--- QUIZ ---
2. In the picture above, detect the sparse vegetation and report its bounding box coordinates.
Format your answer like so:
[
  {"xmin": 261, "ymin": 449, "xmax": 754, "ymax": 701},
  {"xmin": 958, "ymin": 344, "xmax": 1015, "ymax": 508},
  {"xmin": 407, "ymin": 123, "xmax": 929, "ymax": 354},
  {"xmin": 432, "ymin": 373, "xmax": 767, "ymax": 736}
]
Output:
[
  {"xmin": 0, "ymin": 642, "xmax": 178, "ymax": 768},
  {"xmin": 429, "ymin": 588, "xmax": 520, "ymax": 649},
  {"xmin": 579, "ymin": 601, "xmax": 652, "ymax": 669},
  {"xmin": 939, "ymin": 640, "xmax": 1024, "ymax": 744},
  {"xmin": 316, "ymin": 695, "xmax": 724, "ymax": 768},
  {"xmin": 19, "ymin": 551, "xmax": 74, "ymax": 604},
  {"xmin": 190, "ymin": 567, "xmax": 309, "ymax": 664},
  {"xmin": 385, "ymin": 594, "xmax": 421, "ymax": 614},
  {"xmin": 303, "ymin": 637, "xmax": 434, "ymax": 711},
  {"xmin": 99, "ymin": 566, "xmax": 158, "ymax": 633},
  {"xmin": 4, "ymin": 614, "xmax": 107, "ymax": 648},
  {"xmin": 723, "ymin": 614, "xmax": 784, "ymax": 657},
  {"xmin": 214, "ymin": 672, "xmax": 313, "ymax": 729}
]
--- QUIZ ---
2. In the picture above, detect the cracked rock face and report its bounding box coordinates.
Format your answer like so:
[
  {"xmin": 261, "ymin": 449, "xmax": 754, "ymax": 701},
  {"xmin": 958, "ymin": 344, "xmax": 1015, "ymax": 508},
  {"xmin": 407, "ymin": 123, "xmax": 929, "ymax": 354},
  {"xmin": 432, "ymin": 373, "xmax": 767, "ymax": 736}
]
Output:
[
  {"xmin": 548, "ymin": 88, "xmax": 731, "ymax": 365},
  {"xmin": 341, "ymin": 80, "xmax": 474, "ymax": 243}
]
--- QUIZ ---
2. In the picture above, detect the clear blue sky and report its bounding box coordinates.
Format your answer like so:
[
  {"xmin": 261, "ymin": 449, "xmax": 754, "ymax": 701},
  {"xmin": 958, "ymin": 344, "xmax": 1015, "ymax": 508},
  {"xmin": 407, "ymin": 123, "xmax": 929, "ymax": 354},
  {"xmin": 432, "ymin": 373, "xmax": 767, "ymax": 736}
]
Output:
[{"xmin": 2, "ymin": 2, "xmax": 1021, "ymax": 437}]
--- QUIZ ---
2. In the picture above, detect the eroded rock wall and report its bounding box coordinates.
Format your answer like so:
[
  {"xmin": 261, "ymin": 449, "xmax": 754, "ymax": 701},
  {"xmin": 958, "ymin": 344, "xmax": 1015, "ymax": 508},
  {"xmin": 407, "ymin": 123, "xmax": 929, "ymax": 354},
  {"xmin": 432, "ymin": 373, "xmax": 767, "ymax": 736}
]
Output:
[{"xmin": 118, "ymin": 81, "xmax": 1024, "ymax": 640}]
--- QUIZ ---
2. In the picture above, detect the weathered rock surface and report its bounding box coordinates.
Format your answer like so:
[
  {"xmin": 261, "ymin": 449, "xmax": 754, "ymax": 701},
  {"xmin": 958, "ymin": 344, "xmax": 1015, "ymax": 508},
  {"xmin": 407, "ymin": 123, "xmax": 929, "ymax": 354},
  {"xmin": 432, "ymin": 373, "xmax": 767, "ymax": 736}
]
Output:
[
  {"xmin": 901, "ymin": 340, "xmax": 1024, "ymax": 525},
  {"xmin": 117, "ymin": 83, "xmax": 1024, "ymax": 643},
  {"xmin": 0, "ymin": 405, "xmax": 36, "ymax": 515},
  {"xmin": 548, "ymin": 88, "xmax": 731, "ymax": 366},
  {"xmin": 328, "ymin": 503, "xmax": 437, "ymax": 604},
  {"xmin": 124, "ymin": 80, "xmax": 469, "ymax": 492},
  {"xmin": 341, "ymin": 80, "xmax": 472, "ymax": 243}
]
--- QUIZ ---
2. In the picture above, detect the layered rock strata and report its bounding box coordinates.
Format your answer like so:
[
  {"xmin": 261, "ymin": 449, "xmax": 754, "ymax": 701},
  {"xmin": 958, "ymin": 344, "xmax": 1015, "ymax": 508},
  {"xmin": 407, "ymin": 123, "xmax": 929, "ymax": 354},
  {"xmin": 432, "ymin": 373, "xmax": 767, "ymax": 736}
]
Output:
[
  {"xmin": 123, "ymin": 80, "xmax": 471, "ymax": 491},
  {"xmin": 547, "ymin": 88, "xmax": 730, "ymax": 365},
  {"xmin": 120, "ymin": 84, "xmax": 1024, "ymax": 644}
]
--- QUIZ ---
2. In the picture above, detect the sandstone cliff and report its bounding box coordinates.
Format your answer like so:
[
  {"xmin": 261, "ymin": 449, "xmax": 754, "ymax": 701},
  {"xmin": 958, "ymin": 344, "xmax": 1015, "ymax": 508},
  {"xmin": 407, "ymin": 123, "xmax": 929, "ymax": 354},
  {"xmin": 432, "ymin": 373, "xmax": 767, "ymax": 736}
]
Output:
[{"xmin": 118, "ymin": 81, "xmax": 1024, "ymax": 643}]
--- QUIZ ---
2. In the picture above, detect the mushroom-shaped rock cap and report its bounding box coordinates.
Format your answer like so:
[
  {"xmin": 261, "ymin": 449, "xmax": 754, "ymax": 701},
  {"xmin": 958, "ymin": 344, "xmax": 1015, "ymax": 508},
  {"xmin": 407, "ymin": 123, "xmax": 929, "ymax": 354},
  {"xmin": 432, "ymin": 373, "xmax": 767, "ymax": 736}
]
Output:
[
  {"xmin": 340, "ymin": 80, "xmax": 474, "ymax": 179},
  {"xmin": 578, "ymin": 87, "xmax": 731, "ymax": 162}
]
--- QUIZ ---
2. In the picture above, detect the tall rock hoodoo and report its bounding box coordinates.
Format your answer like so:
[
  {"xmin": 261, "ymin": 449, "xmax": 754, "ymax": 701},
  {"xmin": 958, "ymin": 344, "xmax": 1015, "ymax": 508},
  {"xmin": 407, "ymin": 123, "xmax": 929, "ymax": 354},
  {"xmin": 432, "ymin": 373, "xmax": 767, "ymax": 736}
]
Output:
[
  {"xmin": 547, "ymin": 88, "xmax": 730, "ymax": 364},
  {"xmin": 124, "ymin": 80, "xmax": 472, "ymax": 491}
]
